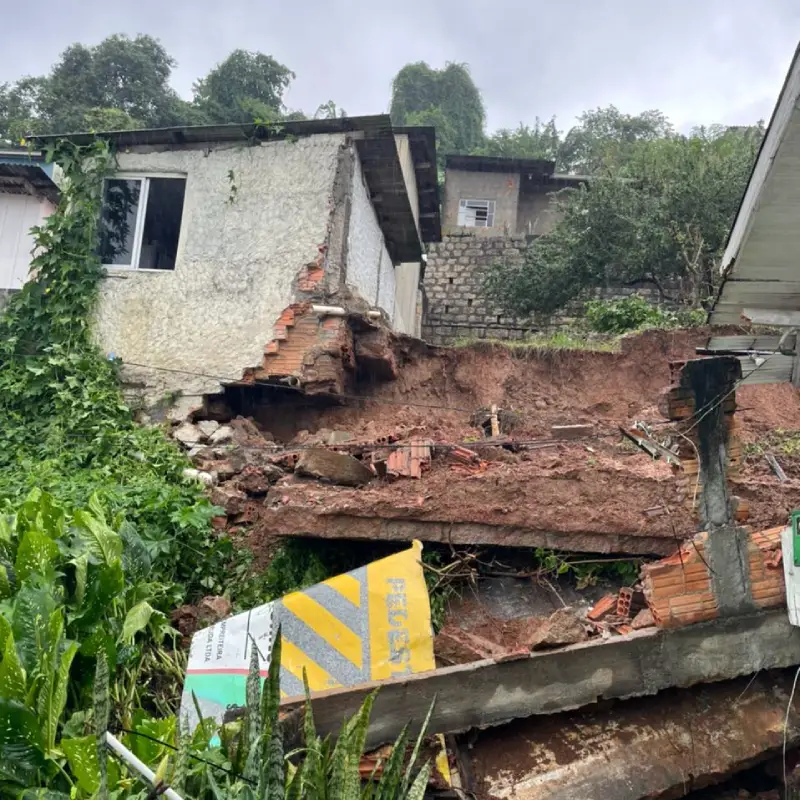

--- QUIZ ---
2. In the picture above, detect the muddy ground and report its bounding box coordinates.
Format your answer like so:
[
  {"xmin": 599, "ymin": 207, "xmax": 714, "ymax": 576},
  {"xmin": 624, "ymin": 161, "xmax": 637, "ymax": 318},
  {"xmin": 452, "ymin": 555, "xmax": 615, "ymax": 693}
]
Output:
[{"xmin": 225, "ymin": 327, "xmax": 800, "ymax": 560}]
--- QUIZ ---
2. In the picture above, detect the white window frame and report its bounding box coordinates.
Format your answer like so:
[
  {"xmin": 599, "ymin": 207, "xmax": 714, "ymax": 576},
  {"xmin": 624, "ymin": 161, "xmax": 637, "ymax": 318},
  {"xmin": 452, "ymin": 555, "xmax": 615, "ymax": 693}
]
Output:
[
  {"xmin": 458, "ymin": 198, "xmax": 496, "ymax": 228},
  {"xmin": 100, "ymin": 173, "xmax": 186, "ymax": 271}
]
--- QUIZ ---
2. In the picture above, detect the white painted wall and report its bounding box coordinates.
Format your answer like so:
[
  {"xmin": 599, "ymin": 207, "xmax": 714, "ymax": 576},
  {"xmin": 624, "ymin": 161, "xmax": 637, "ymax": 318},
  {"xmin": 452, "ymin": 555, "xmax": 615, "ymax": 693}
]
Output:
[
  {"xmin": 0, "ymin": 193, "xmax": 54, "ymax": 290},
  {"xmin": 96, "ymin": 135, "xmax": 345, "ymax": 401},
  {"xmin": 393, "ymin": 261, "xmax": 421, "ymax": 336},
  {"xmin": 345, "ymin": 148, "xmax": 395, "ymax": 323}
]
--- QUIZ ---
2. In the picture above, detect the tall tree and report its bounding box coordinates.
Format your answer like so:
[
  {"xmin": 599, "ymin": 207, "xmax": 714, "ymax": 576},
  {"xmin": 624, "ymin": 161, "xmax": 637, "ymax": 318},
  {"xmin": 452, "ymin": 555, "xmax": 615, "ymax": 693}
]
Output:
[
  {"xmin": 193, "ymin": 49, "xmax": 294, "ymax": 124},
  {"xmin": 473, "ymin": 117, "xmax": 562, "ymax": 163},
  {"xmin": 484, "ymin": 122, "xmax": 763, "ymax": 318},
  {"xmin": 559, "ymin": 106, "xmax": 674, "ymax": 174},
  {"xmin": 390, "ymin": 62, "xmax": 485, "ymax": 156}
]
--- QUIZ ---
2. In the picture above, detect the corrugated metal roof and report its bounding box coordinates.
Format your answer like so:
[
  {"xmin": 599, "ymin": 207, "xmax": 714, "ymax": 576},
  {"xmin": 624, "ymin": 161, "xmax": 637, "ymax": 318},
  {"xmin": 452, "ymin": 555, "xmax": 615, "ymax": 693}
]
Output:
[{"xmin": 710, "ymin": 42, "xmax": 800, "ymax": 325}]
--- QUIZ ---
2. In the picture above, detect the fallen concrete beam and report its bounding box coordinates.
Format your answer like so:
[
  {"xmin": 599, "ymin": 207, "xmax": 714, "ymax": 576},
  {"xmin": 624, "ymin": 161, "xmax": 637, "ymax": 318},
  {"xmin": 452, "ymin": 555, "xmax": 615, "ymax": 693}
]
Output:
[
  {"xmin": 267, "ymin": 510, "xmax": 680, "ymax": 556},
  {"xmin": 468, "ymin": 671, "xmax": 800, "ymax": 800},
  {"xmin": 281, "ymin": 610, "xmax": 800, "ymax": 750}
]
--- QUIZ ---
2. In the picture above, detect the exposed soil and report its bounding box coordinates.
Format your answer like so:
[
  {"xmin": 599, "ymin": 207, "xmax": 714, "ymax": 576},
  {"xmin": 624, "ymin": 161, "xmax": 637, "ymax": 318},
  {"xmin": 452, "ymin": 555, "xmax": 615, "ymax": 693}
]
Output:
[{"xmin": 230, "ymin": 327, "xmax": 800, "ymax": 559}]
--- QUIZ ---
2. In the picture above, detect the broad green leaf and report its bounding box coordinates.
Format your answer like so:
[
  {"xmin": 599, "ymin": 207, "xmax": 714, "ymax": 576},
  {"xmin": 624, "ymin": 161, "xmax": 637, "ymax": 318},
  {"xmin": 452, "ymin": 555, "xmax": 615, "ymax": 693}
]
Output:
[
  {"xmin": 125, "ymin": 714, "xmax": 175, "ymax": 766},
  {"xmin": 47, "ymin": 639, "xmax": 79, "ymax": 752},
  {"xmin": 12, "ymin": 583, "xmax": 56, "ymax": 674},
  {"xmin": 73, "ymin": 509, "xmax": 122, "ymax": 565},
  {"xmin": 119, "ymin": 521, "xmax": 151, "ymax": 582},
  {"xmin": 71, "ymin": 552, "xmax": 89, "ymax": 607},
  {"xmin": 62, "ymin": 735, "xmax": 120, "ymax": 795},
  {"xmin": 62, "ymin": 735, "xmax": 100, "ymax": 794},
  {"xmin": 14, "ymin": 529, "xmax": 59, "ymax": 583},
  {"xmin": 0, "ymin": 560, "xmax": 15, "ymax": 600},
  {"xmin": 0, "ymin": 612, "xmax": 11, "ymax": 655},
  {"xmin": 120, "ymin": 601, "xmax": 154, "ymax": 645},
  {"xmin": 0, "ymin": 697, "xmax": 46, "ymax": 785},
  {"xmin": 77, "ymin": 561, "xmax": 124, "ymax": 629},
  {"xmin": 0, "ymin": 632, "xmax": 27, "ymax": 702}
]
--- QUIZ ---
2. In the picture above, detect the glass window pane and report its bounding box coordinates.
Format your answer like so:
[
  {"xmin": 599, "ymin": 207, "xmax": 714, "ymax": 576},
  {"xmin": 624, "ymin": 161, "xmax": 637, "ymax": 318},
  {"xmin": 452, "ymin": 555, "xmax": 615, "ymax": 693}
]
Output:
[
  {"xmin": 99, "ymin": 179, "xmax": 141, "ymax": 265},
  {"xmin": 139, "ymin": 178, "xmax": 186, "ymax": 270}
]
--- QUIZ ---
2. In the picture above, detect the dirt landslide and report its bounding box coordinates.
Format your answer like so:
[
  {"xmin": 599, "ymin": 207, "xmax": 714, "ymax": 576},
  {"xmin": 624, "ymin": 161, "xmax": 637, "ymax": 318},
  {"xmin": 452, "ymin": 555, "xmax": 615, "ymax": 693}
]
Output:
[{"xmin": 223, "ymin": 327, "xmax": 800, "ymax": 559}]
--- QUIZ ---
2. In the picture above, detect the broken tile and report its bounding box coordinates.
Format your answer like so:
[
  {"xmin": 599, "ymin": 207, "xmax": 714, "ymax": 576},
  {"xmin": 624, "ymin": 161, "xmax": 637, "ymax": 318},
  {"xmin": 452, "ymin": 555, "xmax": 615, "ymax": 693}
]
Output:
[{"xmin": 587, "ymin": 593, "xmax": 618, "ymax": 622}]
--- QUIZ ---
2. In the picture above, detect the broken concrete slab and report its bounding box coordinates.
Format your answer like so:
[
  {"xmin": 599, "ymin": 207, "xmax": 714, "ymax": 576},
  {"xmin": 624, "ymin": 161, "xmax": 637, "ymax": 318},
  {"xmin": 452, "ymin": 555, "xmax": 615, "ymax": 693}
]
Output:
[
  {"xmin": 197, "ymin": 420, "xmax": 220, "ymax": 439},
  {"xmin": 551, "ymin": 424, "xmax": 594, "ymax": 440},
  {"xmin": 296, "ymin": 448, "xmax": 374, "ymax": 487},
  {"xmin": 281, "ymin": 610, "xmax": 800, "ymax": 750},
  {"xmin": 209, "ymin": 425, "xmax": 234, "ymax": 445},
  {"xmin": 234, "ymin": 464, "xmax": 285, "ymax": 495},
  {"xmin": 529, "ymin": 608, "xmax": 587, "ymax": 650},
  {"xmin": 174, "ymin": 422, "xmax": 203, "ymax": 446},
  {"xmin": 467, "ymin": 671, "xmax": 800, "ymax": 800}
]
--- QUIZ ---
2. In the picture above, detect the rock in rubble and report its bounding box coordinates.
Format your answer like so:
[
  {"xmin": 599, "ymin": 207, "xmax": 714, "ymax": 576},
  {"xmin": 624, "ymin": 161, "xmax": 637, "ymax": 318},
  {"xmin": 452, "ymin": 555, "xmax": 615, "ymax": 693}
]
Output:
[
  {"xmin": 296, "ymin": 448, "xmax": 374, "ymax": 487},
  {"xmin": 174, "ymin": 422, "xmax": 204, "ymax": 446},
  {"xmin": 230, "ymin": 416, "xmax": 273, "ymax": 447},
  {"xmin": 529, "ymin": 608, "xmax": 588, "ymax": 650},
  {"xmin": 182, "ymin": 467, "xmax": 215, "ymax": 487},
  {"xmin": 210, "ymin": 485, "xmax": 248, "ymax": 516},
  {"xmin": 631, "ymin": 608, "xmax": 655, "ymax": 630},
  {"xmin": 209, "ymin": 425, "xmax": 234, "ymax": 445},
  {"xmin": 234, "ymin": 464, "xmax": 285, "ymax": 495},
  {"xmin": 197, "ymin": 420, "xmax": 220, "ymax": 438},
  {"xmin": 171, "ymin": 594, "xmax": 232, "ymax": 641}
]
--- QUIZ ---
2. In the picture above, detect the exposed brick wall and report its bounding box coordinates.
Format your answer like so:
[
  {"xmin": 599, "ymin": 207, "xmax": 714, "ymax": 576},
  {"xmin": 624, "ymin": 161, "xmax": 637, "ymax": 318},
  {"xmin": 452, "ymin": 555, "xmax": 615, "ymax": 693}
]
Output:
[
  {"xmin": 422, "ymin": 234, "xmax": 673, "ymax": 346},
  {"xmin": 642, "ymin": 527, "xmax": 785, "ymax": 628}
]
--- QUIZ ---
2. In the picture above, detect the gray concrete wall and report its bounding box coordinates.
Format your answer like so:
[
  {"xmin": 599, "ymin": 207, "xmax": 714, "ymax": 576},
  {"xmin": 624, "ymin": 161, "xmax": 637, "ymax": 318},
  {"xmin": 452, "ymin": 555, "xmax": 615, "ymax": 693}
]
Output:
[
  {"xmin": 96, "ymin": 135, "xmax": 346, "ymax": 402},
  {"xmin": 423, "ymin": 234, "xmax": 676, "ymax": 345},
  {"xmin": 516, "ymin": 189, "xmax": 562, "ymax": 235},
  {"xmin": 442, "ymin": 169, "xmax": 519, "ymax": 236}
]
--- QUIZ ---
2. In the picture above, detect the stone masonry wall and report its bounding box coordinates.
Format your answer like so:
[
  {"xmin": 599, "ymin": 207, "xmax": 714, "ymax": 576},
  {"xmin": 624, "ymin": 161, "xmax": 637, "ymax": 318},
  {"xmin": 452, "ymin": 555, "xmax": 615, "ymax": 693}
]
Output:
[{"xmin": 422, "ymin": 233, "xmax": 670, "ymax": 346}]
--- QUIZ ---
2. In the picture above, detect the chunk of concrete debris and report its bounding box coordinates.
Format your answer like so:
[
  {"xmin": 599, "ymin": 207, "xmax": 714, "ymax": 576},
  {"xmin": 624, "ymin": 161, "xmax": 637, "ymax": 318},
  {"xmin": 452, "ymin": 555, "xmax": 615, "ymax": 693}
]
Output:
[
  {"xmin": 230, "ymin": 416, "xmax": 272, "ymax": 447},
  {"xmin": 182, "ymin": 467, "xmax": 215, "ymax": 487},
  {"xmin": 631, "ymin": 608, "xmax": 655, "ymax": 629},
  {"xmin": 551, "ymin": 424, "xmax": 594, "ymax": 440},
  {"xmin": 210, "ymin": 485, "xmax": 248, "ymax": 516},
  {"xmin": 327, "ymin": 430, "xmax": 354, "ymax": 445},
  {"xmin": 296, "ymin": 448, "xmax": 374, "ymax": 487},
  {"xmin": 209, "ymin": 425, "xmax": 234, "ymax": 445},
  {"xmin": 174, "ymin": 422, "xmax": 203, "ymax": 446},
  {"xmin": 234, "ymin": 464, "xmax": 285, "ymax": 495},
  {"xmin": 529, "ymin": 608, "xmax": 588, "ymax": 650},
  {"xmin": 197, "ymin": 420, "xmax": 220, "ymax": 438}
]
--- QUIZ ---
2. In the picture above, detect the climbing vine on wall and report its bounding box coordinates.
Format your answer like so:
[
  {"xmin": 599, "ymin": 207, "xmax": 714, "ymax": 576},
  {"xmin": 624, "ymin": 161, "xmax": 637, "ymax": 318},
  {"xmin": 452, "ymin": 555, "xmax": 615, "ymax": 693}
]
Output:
[{"xmin": 0, "ymin": 139, "xmax": 231, "ymax": 599}]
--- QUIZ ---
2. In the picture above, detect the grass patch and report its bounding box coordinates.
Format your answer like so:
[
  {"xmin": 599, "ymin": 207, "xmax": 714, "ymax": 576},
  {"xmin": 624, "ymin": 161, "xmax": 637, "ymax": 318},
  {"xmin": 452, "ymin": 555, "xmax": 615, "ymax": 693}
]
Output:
[
  {"xmin": 450, "ymin": 330, "xmax": 620, "ymax": 353},
  {"xmin": 745, "ymin": 429, "xmax": 800, "ymax": 458}
]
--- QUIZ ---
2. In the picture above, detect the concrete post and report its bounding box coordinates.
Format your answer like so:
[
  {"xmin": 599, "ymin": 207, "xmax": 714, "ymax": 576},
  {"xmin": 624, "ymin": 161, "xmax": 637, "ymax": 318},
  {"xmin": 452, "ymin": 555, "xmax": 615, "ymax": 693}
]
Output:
[{"xmin": 678, "ymin": 357, "xmax": 756, "ymax": 617}]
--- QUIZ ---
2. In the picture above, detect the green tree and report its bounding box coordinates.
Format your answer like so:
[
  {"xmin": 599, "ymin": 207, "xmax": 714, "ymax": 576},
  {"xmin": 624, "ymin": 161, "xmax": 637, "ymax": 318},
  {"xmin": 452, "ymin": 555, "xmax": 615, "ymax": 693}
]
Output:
[
  {"xmin": 390, "ymin": 61, "xmax": 485, "ymax": 157},
  {"xmin": 193, "ymin": 49, "xmax": 294, "ymax": 124},
  {"xmin": 484, "ymin": 122, "xmax": 763, "ymax": 319},
  {"xmin": 559, "ymin": 106, "xmax": 674, "ymax": 173},
  {"xmin": 473, "ymin": 117, "xmax": 562, "ymax": 162}
]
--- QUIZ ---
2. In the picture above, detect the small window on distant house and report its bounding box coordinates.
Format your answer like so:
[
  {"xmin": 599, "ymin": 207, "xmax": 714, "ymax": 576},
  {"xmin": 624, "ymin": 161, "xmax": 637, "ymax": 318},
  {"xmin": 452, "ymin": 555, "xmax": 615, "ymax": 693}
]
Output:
[
  {"xmin": 99, "ymin": 175, "xmax": 187, "ymax": 270},
  {"xmin": 457, "ymin": 199, "xmax": 495, "ymax": 228}
]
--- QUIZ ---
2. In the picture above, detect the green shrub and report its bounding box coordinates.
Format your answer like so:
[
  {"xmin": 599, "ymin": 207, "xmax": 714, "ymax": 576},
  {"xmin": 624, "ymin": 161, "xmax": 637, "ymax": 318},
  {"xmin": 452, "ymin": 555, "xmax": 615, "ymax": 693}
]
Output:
[{"xmin": 584, "ymin": 296, "xmax": 669, "ymax": 333}]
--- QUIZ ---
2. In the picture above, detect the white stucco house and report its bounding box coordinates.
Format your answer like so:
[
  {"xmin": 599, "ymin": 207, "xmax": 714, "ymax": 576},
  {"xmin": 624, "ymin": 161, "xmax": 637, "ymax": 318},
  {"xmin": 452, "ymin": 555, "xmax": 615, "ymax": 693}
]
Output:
[
  {"xmin": 35, "ymin": 116, "xmax": 440, "ymax": 410},
  {"xmin": 0, "ymin": 150, "xmax": 60, "ymax": 309}
]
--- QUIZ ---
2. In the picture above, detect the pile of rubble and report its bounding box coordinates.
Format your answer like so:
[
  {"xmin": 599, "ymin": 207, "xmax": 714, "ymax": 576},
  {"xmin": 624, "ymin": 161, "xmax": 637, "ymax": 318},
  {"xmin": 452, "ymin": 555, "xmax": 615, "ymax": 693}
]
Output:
[{"xmin": 434, "ymin": 586, "xmax": 657, "ymax": 667}]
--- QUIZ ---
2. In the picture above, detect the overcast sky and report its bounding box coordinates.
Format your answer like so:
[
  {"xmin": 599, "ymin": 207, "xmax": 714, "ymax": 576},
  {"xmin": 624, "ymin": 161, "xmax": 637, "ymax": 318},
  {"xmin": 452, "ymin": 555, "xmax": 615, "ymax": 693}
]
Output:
[{"xmin": 1, "ymin": 0, "xmax": 798, "ymax": 133}]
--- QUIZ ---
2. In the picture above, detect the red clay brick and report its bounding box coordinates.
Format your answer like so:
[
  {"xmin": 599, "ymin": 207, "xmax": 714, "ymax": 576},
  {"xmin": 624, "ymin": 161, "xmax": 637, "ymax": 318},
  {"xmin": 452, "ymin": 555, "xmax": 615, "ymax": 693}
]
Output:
[{"xmin": 588, "ymin": 593, "xmax": 618, "ymax": 622}]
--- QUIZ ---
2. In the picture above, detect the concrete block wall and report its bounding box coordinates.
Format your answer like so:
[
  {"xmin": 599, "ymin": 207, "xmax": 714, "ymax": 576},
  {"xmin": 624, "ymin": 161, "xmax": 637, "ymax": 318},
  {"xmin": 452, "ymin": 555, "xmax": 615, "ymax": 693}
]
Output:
[{"xmin": 422, "ymin": 234, "xmax": 672, "ymax": 346}]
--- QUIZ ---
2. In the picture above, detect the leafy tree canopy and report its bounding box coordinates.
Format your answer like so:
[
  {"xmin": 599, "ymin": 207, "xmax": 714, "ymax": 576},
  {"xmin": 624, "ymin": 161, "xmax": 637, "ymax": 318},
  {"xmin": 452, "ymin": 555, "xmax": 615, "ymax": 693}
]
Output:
[
  {"xmin": 485, "ymin": 123, "xmax": 764, "ymax": 318},
  {"xmin": 192, "ymin": 48, "xmax": 295, "ymax": 124},
  {"xmin": 390, "ymin": 61, "xmax": 485, "ymax": 157},
  {"xmin": 474, "ymin": 117, "xmax": 562, "ymax": 163}
]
